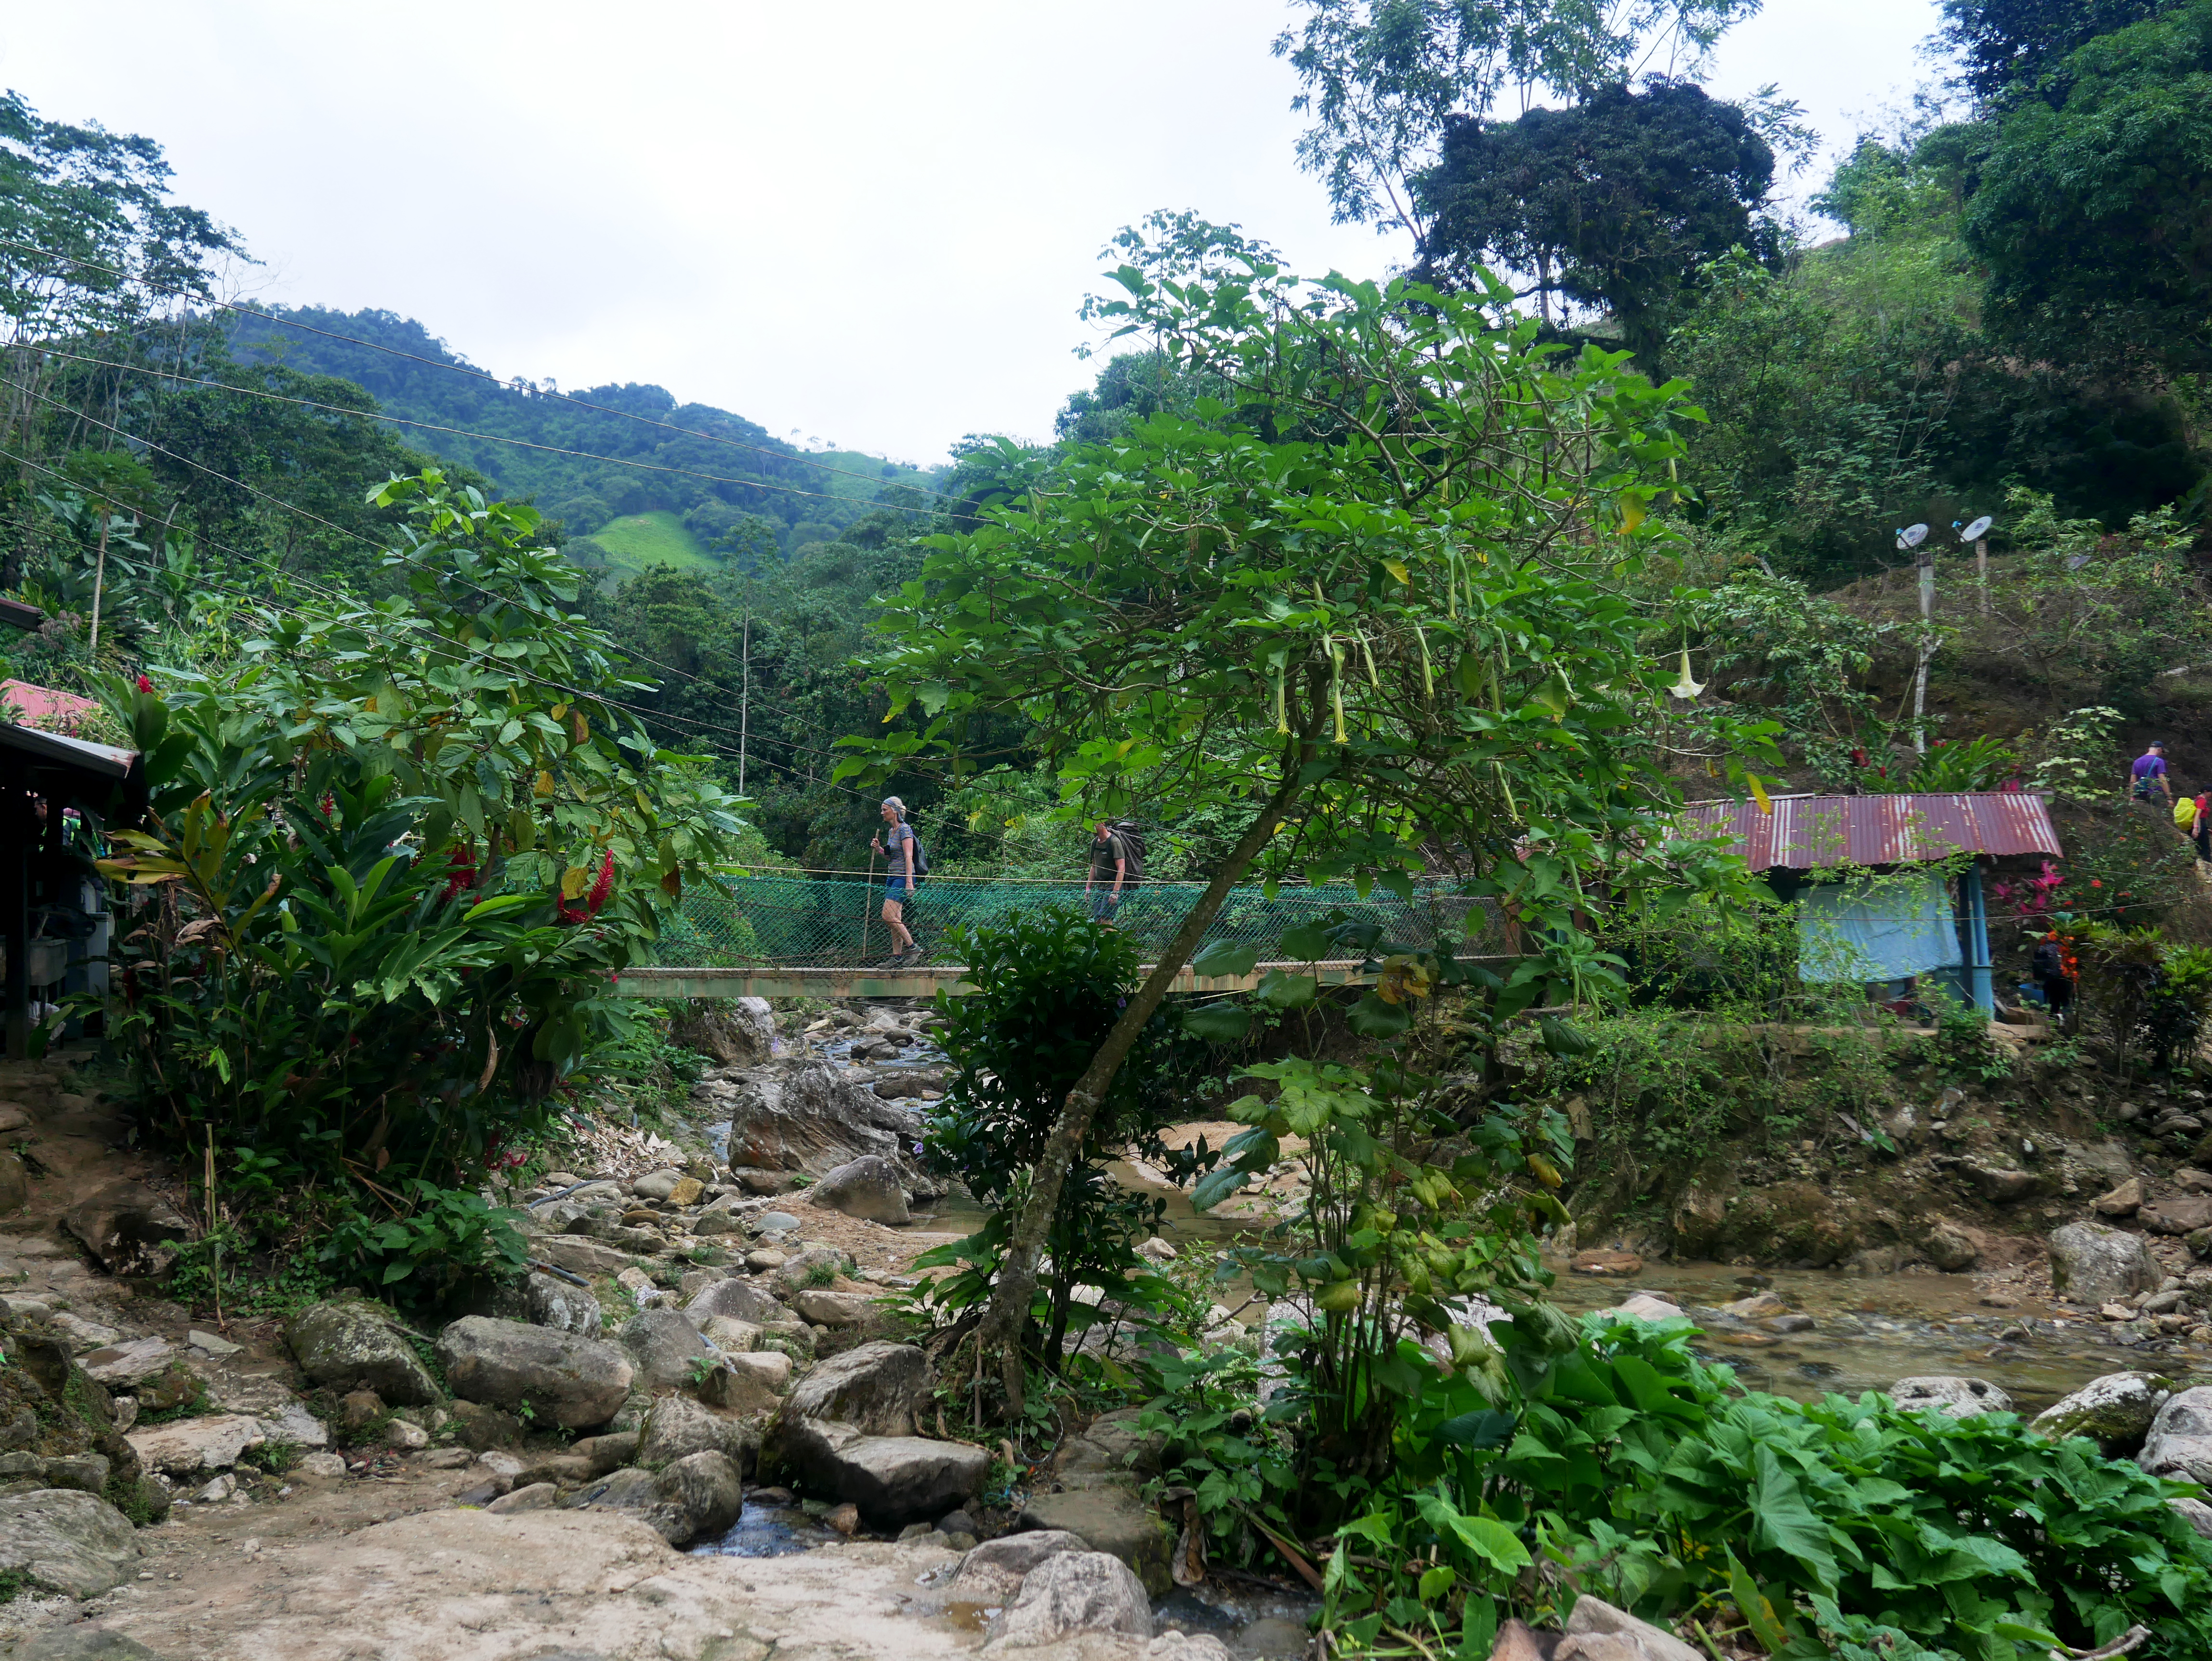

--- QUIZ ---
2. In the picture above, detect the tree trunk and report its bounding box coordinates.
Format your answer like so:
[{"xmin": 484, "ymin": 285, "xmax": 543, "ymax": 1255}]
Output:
[
  {"xmin": 87, "ymin": 506, "xmax": 112, "ymax": 656},
  {"xmin": 974, "ymin": 729, "xmax": 1317, "ymax": 1416}
]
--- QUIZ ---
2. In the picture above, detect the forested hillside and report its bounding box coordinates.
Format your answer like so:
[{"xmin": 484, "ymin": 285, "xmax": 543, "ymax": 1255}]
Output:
[{"xmin": 224, "ymin": 305, "xmax": 942, "ymax": 575}]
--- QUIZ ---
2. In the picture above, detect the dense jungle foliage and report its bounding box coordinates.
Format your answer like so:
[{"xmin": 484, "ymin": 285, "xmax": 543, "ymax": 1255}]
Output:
[{"xmin": 12, "ymin": 1, "xmax": 2212, "ymax": 1653}]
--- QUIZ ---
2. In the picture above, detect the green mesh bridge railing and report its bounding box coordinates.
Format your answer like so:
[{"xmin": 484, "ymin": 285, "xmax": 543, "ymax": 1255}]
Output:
[{"xmin": 651, "ymin": 873, "xmax": 1506, "ymax": 971}]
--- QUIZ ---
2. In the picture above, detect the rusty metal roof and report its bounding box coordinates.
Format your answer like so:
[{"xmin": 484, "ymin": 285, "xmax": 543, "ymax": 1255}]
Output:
[{"xmin": 1677, "ymin": 792, "xmax": 2062, "ymax": 870}]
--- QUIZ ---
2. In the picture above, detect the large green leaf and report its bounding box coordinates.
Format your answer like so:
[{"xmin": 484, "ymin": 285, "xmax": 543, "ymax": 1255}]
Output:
[{"xmin": 1751, "ymin": 1444, "xmax": 1838, "ymax": 1590}]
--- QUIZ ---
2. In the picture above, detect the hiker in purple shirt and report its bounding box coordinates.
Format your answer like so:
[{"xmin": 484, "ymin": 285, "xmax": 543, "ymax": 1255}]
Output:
[{"xmin": 2130, "ymin": 741, "xmax": 2172, "ymax": 805}]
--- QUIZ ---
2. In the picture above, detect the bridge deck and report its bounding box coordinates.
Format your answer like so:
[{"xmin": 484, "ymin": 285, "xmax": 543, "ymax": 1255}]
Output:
[{"xmin": 613, "ymin": 958, "xmax": 1384, "ymax": 1001}]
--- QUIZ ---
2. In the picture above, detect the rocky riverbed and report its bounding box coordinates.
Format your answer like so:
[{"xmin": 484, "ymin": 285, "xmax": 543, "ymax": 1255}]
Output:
[{"xmin": 3, "ymin": 999, "xmax": 2212, "ymax": 1660}]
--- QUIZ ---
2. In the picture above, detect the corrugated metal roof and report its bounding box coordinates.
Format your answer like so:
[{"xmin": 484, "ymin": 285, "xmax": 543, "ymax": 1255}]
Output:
[
  {"xmin": 1, "ymin": 679, "xmax": 98, "ymax": 736},
  {"xmin": 1677, "ymin": 792, "xmax": 2062, "ymax": 869}
]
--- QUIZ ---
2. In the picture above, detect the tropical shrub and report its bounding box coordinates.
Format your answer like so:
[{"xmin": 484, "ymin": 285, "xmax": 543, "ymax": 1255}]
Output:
[
  {"xmin": 93, "ymin": 470, "xmax": 743, "ymax": 1292},
  {"xmin": 1154, "ymin": 1306, "xmax": 2212, "ymax": 1661},
  {"xmin": 912, "ymin": 908, "xmax": 1190, "ymax": 1371},
  {"xmin": 1190, "ymin": 1055, "xmax": 1572, "ymax": 1502}
]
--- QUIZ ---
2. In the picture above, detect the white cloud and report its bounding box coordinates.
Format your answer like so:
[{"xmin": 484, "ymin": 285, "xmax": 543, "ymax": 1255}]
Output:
[{"xmin": 2, "ymin": 0, "xmax": 1941, "ymax": 466}]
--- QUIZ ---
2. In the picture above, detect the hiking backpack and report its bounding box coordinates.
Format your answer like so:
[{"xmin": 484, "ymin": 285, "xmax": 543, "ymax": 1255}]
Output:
[{"xmin": 1106, "ymin": 820, "xmax": 1147, "ymax": 884}]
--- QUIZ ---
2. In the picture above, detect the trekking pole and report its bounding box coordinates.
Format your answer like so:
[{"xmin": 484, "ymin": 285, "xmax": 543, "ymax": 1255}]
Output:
[{"xmin": 860, "ymin": 847, "xmax": 877, "ymax": 964}]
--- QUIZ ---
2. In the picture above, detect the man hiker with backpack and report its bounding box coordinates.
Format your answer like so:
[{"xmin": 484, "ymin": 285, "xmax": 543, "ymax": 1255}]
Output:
[
  {"xmin": 2130, "ymin": 741, "xmax": 2172, "ymax": 808},
  {"xmin": 1085, "ymin": 819, "xmax": 1144, "ymax": 923},
  {"xmin": 870, "ymin": 797, "xmax": 925, "ymax": 965},
  {"xmin": 2029, "ymin": 934, "xmax": 2075, "ymax": 1032}
]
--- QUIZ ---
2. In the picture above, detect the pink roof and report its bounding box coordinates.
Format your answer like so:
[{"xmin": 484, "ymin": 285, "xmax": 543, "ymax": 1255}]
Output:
[
  {"xmin": 1, "ymin": 680, "xmax": 101, "ymax": 737},
  {"xmin": 1677, "ymin": 792, "xmax": 2062, "ymax": 869}
]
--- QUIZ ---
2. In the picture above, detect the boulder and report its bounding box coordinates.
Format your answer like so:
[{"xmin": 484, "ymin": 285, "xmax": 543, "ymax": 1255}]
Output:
[
  {"xmin": 259, "ymin": 1400, "xmax": 332, "ymax": 1450},
  {"xmin": 1019, "ymin": 1485, "xmax": 1175, "ymax": 1598},
  {"xmin": 1887, "ymin": 1377, "xmax": 2013, "ymax": 1418},
  {"xmin": 285, "ymin": 1300, "xmax": 440, "ymax": 1406},
  {"xmin": 1556, "ymin": 1595, "xmax": 1703, "ymax": 1661},
  {"xmin": 2143, "ymin": 1197, "xmax": 2212, "ymax": 1237},
  {"xmin": 653, "ymin": 1449, "xmax": 747, "ymax": 1543},
  {"xmin": 2094, "ymin": 1178, "xmax": 2145, "ymax": 1218},
  {"xmin": 51, "ymin": 1316, "xmax": 118, "ymax": 1356},
  {"xmin": 948, "ymin": 1529, "xmax": 1093, "ymax": 1603},
  {"xmin": 566, "ymin": 1449, "xmax": 743, "ymax": 1546},
  {"xmin": 79, "ymin": 1338, "xmax": 173, "ymax": 1389},
  {"xmin": 808, "ymin": 1156, "xmax": 910, "ymax": 1226},
  {"xmin": 1968, "ymin": 1166, "xmax": 2043, "ymax": 1204},
  {"xmin": 780, "ymin": 1341, "xmax": 927, "ymax": 1435},
  {"xmin": 2032, "ymin": 1372, "xmax": 2173, "ymax": 1456},
  {"xmin": 0, "ymin": 1490, "xmax": 140, "ymax": 1599},
  {"xmin": 125, "ymin": 1414, "xmax": 264, "ymax": 1474},
  {"xmin": 777, "ymin": 1421, "xmax": 988, "ymax": 1524},
  {"xmin": 1921, "ymin": 1222, "xmax": 1982, "ymax": 1273},
  {"xmin": 672, "ymin": 997, "xmax": 776, "ymax": 1066},
  {"xmin": 773, "ymin": 1246, "xmax": 855, "ymax": 1292},
  {"xmin": 632, "ymin": 1170, "xmax": 683, "ymax": 1201},
  {"xmin": 618, "ymin": 1308, "xmax": 715, "ymax": 1392},
  {"xmin": 637, "ymin": 1392, "xmax": 760, "ymax": 1468},
  {"xmin": 2139, "ymin": 1386, "xmax": 2212, "ymax": 1484},
  {"xmin": 731, "ymin": 1168, "xmax": 798, "ymax": 1196},
  {"xmin": 487, "ymin": 1482, "xmax": 558, "ymax": 1516},
  {"xmin": 686, "ymin": 1277, "xmax": 786, "ymax": 1328},
  {"xmin": 1721, "ymin": 1291, "xmax": 1787, "ymax": 1319},
  {"xmin": 60, "ymin": 1184, "xmax": 190, "ymax": 1277},
  {"xmin": 755, "ymin": 1211, "xmax": 804, "ymax": 1234},
  {"xmin": 987, "ymin": 1551, "xmax": 1151, "ymax": 1649},
  {"xmin": 1570, "ymin": 1251, "xmax": 1643, "ymax": 1277},
  {"xmin": 2048, "ymin": 1222, "xmax": 2161, "ymax": 1305},
  {"xmin": 790, "ymin": 1290, "xmax": 876, "ymax": 1329},
  {"xmin": 696, "ymin": 1361, "xmax": 784, "ymax": 1418},
  {"xmin": 435, "ymin": 1317, "xmax": 633, "ymax": 1429},
  {"xmin": 723, "ymin": 1062, "xmax": 923, "ymax": 1179},
  {"xmin": 571, "ymin": 1432, "xmax": 640, "ymax": 1477},
  {"xmin": 1613, "ymin": 1293, "xmax": 1685, "ymax": 1323},
  {"xmin": 698, "ymin": 1316, "xmax": 760, "ymax": 1354},
  {"xmin": 566, "ymin": 1450, "xmax": 748, "ymax": 1557},
  {"xmin": 534, "ymin": 1236, "xmax": 634, "ymax": 1279},
  {"xmin": 521, "ymin": 1272, "xmax": 604, "ymax": 1338},
  {"xmin": 727, "ymin": 1350, "xmax": 792, "ymax": 1393}
]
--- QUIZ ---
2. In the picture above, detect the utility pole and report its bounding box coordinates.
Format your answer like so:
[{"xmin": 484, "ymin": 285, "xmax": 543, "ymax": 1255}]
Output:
[
  {"xmin": 1975, "ymin": 533, "xmax": 1989, "ymax": 616},
  {"xmin": 86, "ymin": 503, "xmax": 112, "ymax": 656},
  {"xmin": 1913, "ymin": 543, "xmax": 1935, "ymax": 754},
  {"xmin": 737, "ymin": 606, "xmax": 750, "ymax": 799}
]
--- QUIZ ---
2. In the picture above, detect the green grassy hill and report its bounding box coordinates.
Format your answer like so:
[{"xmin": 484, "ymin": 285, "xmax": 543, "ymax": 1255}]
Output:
[{"xmin": 593, "ymin": 511, "xmax": 713, "ymax": 574}]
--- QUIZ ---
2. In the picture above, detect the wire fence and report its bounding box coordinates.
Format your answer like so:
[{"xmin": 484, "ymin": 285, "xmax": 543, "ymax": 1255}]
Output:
[{"xmin": 654, "ymin": 873, "xmax": 1509, "ymax": 969}]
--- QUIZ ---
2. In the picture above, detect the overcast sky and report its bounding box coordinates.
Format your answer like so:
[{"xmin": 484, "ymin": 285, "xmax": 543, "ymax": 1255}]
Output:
[{"xmin": 4, "ymin": 0, "xmax": 1945, "ymax": 469}]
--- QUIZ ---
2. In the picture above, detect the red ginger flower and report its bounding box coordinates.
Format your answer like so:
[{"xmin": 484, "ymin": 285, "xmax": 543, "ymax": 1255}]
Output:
[{"xmin": 558, "ymin": 849, "xmax": 615, "ymax": 924}]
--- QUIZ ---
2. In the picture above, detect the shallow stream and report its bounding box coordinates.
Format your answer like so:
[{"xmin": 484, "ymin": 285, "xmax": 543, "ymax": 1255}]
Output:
[{"xmin": 912, "ymin": 1182, "xmax": 2204, "ymax": 1415}]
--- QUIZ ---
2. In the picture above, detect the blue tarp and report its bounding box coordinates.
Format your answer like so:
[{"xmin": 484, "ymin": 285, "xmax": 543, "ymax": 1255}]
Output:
[{"xmin": 1797, "ymin": 875, "xmax": 1962, "ymax": 983}]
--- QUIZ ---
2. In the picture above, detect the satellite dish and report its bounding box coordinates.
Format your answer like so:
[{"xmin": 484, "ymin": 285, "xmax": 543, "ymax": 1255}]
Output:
[
  {"xmin": 1896, "ymin": 524, "xmax": 1929, "ymax": 551},
  {"xmin": 1960, "ymin": 515, "xmax": 1993, "ymax": 542}
]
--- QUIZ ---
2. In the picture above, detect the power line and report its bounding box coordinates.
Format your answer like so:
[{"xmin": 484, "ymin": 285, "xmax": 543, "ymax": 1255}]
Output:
[
  {"xmin": 9, "ymin": 381, "xmax": 832, "ymax": 730},
  {"xmin": 0, "ymin": 440, "xmax": 871, "ymax": 788},
  {"xmin": 0, "ymin": 237, "xmax": 962, "ymax": 503},
  {"xmin": 12, "ymin": 376, "xmax": 916, "ymax": 737},
  {"xmin": 29, "ymin": 344, "xmax": 948, "ymax": 518}
]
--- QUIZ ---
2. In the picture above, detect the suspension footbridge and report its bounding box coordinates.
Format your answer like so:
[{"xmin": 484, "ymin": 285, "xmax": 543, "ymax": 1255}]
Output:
[{"xmin": 610, "ymin": 873, "xmax": 1502, "ymax": 1000}]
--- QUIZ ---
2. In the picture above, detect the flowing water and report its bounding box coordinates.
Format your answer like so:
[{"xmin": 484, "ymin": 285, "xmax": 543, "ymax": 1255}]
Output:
[
  {"xmin": 912, "ymin": 1177, "xmax": 2207, "ymax": 1415},
  {"xmin": 731, "ymin": 1015, "xmax": 2200, "ymax": 1413}
]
